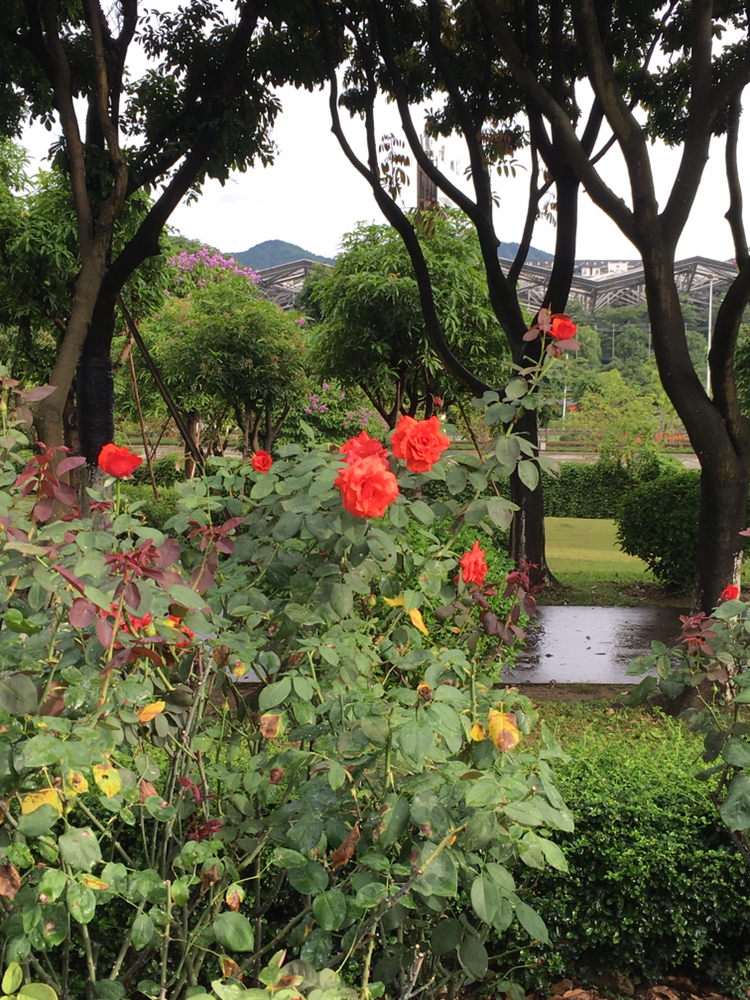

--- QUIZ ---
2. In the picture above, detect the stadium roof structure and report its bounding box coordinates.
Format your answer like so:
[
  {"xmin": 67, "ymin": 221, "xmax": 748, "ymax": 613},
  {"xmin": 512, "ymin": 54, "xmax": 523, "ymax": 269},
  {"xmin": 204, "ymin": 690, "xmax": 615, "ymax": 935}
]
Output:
[
  {"xmin": 511, "ymin": 255, "xmax": 737, "ymax": 315},
  {"xmin": 260, "ymin": 254, "xmax": 738, "ymax": 319}
]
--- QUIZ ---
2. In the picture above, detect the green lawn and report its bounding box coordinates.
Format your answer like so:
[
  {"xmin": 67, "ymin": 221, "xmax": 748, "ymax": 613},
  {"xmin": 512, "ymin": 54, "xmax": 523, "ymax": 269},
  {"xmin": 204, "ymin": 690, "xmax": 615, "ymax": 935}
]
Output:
[{"xmin": 541, "ymin": 516, "xmax": 655, "ymax": 605}]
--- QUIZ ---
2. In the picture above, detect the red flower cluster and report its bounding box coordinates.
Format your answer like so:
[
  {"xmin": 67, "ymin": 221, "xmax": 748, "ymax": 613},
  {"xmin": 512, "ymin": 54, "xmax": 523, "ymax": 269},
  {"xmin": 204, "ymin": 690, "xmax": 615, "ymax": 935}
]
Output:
[
  {"xmin": 391, "ymin": 415, "xmax": 451, "ymax": 473},
  {"xmin": 548, "ymin": 315, "xmax": 577, "ymax": 340},
  {"xmin": 721, "ymin": 584, "xmax": 740, "ymax": 601},
  {"xmin": 338, "ymin": 430, "xmax": 388, "ymax": 466},
  {"xmin": 98, "ymin": 443, "xmax": 142, "ymax": 479},
  {"xmin": 251, "ymin": 450, "xmax": 273, "ymax": 473},
  {"xmin": 460, "ymin": 541, "xmax": 488, "ymax": 586}
]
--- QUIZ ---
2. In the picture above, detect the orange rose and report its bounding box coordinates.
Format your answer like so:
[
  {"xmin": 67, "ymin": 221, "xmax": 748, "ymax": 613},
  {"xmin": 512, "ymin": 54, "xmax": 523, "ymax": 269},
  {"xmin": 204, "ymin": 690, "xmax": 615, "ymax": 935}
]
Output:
[
  {"xmin": 391, "ymin": 415, "xmax": 450, "ymax": 473},
  {"xmin": 336, "ymin": 455, "xmax": 399, "ymax": 518},
  {"xmin": 548, "ymin": 314, "xmax": 577, "ymax": 340},
  {"xmin": 251, "ymin": 450, "xmax": 273, "ymax": 472},
  {"xmin": 460, "ymin": 541, "xmax": 488, "ymax": 586},
  {"xmin": 339, "ymin": 430, "xmax": 388, "ymax": 466}
]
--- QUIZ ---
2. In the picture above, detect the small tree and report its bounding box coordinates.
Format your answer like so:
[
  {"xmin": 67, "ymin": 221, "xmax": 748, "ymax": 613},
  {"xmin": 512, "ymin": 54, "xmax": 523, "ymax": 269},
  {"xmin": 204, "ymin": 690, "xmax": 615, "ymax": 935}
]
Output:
[
  {"xmin": 142, "ymin": 255, "xmax": 307, "ymax": 459},
  {"xmin": 304, "ymin": 212, "xmax": 507, "ymax": 429}
]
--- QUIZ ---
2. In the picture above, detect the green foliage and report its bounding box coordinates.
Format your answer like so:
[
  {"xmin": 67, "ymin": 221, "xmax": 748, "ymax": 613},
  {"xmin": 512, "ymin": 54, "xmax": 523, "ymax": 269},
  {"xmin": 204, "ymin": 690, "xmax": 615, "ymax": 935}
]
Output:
[
  {"xmin": 0, "ymin": 362, "xmax": 570, "ymax": 1000},
  {"xmin": 616, "ymin": 469, "xmax": 702, "ymax": 591},
  {"xmin": 565, "ymin": 370, "xmax": 660, "ymax": 466},
  {"xmin": 523, "ymin": 717, "xmax": 750, "ymax": 993},
  {"xmin": 303, "ymin": 211, "xmax": 508, "ymax": 425},
  {"xmin": 119, "ymin": 483, "xmax": 179, "ymax": 533}
]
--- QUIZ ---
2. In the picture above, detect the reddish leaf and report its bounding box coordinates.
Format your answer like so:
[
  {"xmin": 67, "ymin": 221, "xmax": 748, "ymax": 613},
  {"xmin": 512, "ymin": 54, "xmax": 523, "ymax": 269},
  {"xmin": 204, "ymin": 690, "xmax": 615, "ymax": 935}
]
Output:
[
  {"xmin": 57, "ymin": 455, "xmax": 87, "ymax": 476},
  {"xmin": 200, "ymin": 864, "xmax": 220, "ymax": 895},
  {"xmin": 0, "ymin": 863, "xmax": 20, "ymax": 900},
  {"xmin": 53, "ymin": 481, "xmax": 77, "ymax": 505},
  {"xmin": 123, "ymin": 581, "xmax": 141, "ymax": 613},
  {"xmin": 331, "ymin": 823, "xmax": 360, "ymax": 869},
  {"xmin": 21, "ymin": 385, "xmax": 57, "ymax": 403},
  {"xmin": 32, "ymin": 496, "xmax": 54, "ymax": 522},
  {"xmin": 139, "ymin": 780, "xmax": 158, "ymax": 803},
  {"xmin": 53, "ymin": 565, "xmax": 85, "ymax": 594},
  {"xmin": 14, "ymin": 405, "xmax": 33, "ymax": 429},
  {"xmin": 69, "ymin": 598, "xmax": 97, "ymax": 629},
  {"xmin": 96, "ymin": 617, "xmax": 115, "ymax": 648},
  {"xmin": 153, "ymin": 538, "xmax": 181, "ymax": 569}
]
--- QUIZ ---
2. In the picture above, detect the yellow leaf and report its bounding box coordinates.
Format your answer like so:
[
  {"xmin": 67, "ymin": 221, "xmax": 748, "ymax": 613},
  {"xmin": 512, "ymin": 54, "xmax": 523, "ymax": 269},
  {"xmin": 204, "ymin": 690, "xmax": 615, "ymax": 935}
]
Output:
[
  {"xmin": 138, "ymin": 701, "xmax": 166, "ymax": 724},
  {"xmin": 416, "ymin": 681, "xmax": 432, "ymax": 701},
  {"xmin": 259, "ymin": 714, "xmax": 281, "ymax": 739},
  {"xmin": 382, "ymin": 595, "xmax": 404, "ymax": 607},
  {"xmin": 64, "ymin": 771, "xmax": 89, "ymax": 796},
  {"xmin": 92, "ymin": 765, "xmax": 121, "ymax": 798},
  {"xmin": 408, "ymin": 608, "xmax": 428, "ymax": 635},
  {"xmin": 488, "ymin": 710, "xmax": 520, "ymax": 753},
  {"xmin": 21, "ymin": 788, "xmax": 62, "ymax": 816},
  {"xmin": 81, "ymin": 875, "xmax": 109, "ymax": 890},
  {"xmin": 470, "ymin": 722, "xmax": 486, "ymax": 742}
]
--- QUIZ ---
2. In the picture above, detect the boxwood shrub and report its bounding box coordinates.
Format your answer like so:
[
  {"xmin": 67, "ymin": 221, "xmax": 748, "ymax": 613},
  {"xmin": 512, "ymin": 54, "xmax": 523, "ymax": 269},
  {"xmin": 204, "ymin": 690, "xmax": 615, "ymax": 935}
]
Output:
[{"xmin": 515, "ymin": 716, "xmax": 750, "ymax": 995}]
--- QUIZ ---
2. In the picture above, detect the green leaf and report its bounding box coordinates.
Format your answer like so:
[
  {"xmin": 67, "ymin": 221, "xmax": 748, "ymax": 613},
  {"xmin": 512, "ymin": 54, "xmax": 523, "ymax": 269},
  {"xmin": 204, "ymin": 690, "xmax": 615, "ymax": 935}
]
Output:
[
  {"xmin": 272, "ymin": 511, "xmax": 304, "ymax": 542},
  {"xmin": 287, "ymin": 861, "xmax": 328, "ymax": 894},
  {"xmin": 722, "ymin": 737, "xmax": 750, "ymax": 767},
  {"xmin": 83, "ymin": 585, "xmax": 113, "ymax": 612},
  {"xmin": 486, "ymin": 496, "xmax": 516, "ymax": 529},
  {"xmin": 504, "ymin": 378, "xmax": 528, "ymax": 400},
  {"xmin": 18, "ymin": 987, "xmax": 59, "ymax": 1000},
  {"xmin": 213, "ymin": 912, "xmax": 255, "ymax": 952},
  {"xmin": 413, "ymin": 844, "xmax": 457, "ymax": 897},
  {"xmin": 471, "ymin": 875, "xmax": 501, "ymax": 925},
  {"xmin": 313, "ymin": 888, "xmax": 347, "ymax": 931},
  {"xmin": 67, "ymin": 883, "xmax": 97, "ymax": 924},
  {"xmin": 538, "ymin": 838, "xmax": 569, "ymax": 872},
  {"xmin": 409, "ymin": 500, "xmax": 435, "ymax": 525},
  {"xmin": 17, "ymin": 805, "xmax": 60, "ymax": 839},
  {"xmin": 167, "ymin": 584, "xmax": 206, "ymax": 610},
  {"xmin": 495, "ymin": 436, "xmax": 521, "ymax": 467},
  {"xmin": 517, "ymin": 460, "xmax": 539, "ymax": 491},
  {"xmin": 58, "ymin": 827, "xmax": 102, "ymax": 871},
  {"xmin": 515, "ymin": 901, "xmax": 549, "ymax": 943},
  {"xmin": 2, "ymin": 963, "xmax": 22, "ymax": 995},
  {"xmin": 721, "ymin": 773, "xmax": 750, "ymax": 831},
  {"xmin": 374, "ymin": 794, "xmax": 410, "ymax": 847},
  {"xmin": 93, "ymin": 982, "xmax": 125, "ymax": 1000},
  {"xmin": 458, "ymin": 937, "xmax": 488, "ymax": 980},
  {"xmin": 258, "ymin": 677, "xmax": 292, "ymax": 712},
  {"xmin": 131, "ymin": 913, "xmax": 155, "ymax": 951},
  {"xmin": 430, "ymin": 917, "xmax": 462, "ymax": 956},
  {"xmin": 0, "ymin": 673, "xmax": 38, "ymax": 715},
  {"xmin": 355, "ymin": 882, "xmax": 389, "ymax": 908}
]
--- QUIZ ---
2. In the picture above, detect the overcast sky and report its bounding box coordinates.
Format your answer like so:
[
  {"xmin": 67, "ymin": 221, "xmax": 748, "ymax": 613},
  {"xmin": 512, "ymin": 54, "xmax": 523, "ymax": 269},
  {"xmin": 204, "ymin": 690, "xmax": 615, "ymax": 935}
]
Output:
[{"xmin": 21, "ymin": 80, "xmax": 745, "ymax": 264}]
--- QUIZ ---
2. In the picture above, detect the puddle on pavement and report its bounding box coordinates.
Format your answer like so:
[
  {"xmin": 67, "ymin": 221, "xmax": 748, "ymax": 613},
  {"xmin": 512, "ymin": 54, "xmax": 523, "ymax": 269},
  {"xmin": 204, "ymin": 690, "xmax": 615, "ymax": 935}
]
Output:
[{"xmin": 502, "ymin": 605, "xmax": 686, "ymax": 684}]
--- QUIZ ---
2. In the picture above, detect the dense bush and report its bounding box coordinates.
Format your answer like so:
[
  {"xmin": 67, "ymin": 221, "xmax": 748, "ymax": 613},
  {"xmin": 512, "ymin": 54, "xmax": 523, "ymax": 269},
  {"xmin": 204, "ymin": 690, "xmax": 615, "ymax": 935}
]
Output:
[
  {"xmin": 616, "ymin": 469, "xmax": 702, "ymax": 590},
  {"xmin": 522, "ymin": 717, "xmax": 750, "ymax": 994}
]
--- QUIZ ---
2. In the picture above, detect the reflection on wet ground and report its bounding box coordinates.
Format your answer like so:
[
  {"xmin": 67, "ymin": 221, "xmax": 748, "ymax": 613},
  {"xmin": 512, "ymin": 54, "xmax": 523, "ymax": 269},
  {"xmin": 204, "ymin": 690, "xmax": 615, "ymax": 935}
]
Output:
[{"xmin": 503, "ymin": 605, "xmax": 685, "ymax": 684}]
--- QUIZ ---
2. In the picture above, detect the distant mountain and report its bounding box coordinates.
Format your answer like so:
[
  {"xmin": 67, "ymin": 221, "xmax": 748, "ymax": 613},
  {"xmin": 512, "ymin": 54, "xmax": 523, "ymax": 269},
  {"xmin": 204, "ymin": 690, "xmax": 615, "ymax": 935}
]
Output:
[
  {"xmin": 498, "ymin": 241, "xmax": 554, "ymax": 261},
  {"xmin": 231, "ymin": 240, "xmax": 335, "ymax": 270}
]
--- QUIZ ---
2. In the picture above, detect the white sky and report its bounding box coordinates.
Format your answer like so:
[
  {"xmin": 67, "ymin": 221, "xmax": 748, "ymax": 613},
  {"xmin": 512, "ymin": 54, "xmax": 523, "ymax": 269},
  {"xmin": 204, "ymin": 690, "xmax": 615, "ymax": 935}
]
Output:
[{"xmin": 21, "ymin": 80, "xmax": 745, "ymax": 264}]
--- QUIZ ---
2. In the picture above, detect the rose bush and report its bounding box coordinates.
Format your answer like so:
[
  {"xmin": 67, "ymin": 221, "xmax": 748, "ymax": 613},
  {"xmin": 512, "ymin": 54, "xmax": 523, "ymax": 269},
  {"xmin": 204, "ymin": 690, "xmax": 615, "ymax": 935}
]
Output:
[{"xmin": 0, "ymin": 349, "xmax": 564, "ymax": 1000}]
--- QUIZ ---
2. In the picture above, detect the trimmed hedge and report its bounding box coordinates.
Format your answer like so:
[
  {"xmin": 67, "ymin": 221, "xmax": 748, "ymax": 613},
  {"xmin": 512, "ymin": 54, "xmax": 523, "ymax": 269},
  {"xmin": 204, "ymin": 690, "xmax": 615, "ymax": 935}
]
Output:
[
  {"xmin": 518, "ymin": 717, "xmax": 750, "ymax": 995},
  {"xmin": 615, "ymin": 469, "xmax": 701, "ymax": 591}
]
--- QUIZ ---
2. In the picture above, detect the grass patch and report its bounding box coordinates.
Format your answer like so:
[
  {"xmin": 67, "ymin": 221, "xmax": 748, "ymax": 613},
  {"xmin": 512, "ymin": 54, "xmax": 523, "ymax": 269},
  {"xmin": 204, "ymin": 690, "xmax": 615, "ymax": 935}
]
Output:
[{"xmin": 541, "ymin": 517, "xmax": 655, "ymax": 606}]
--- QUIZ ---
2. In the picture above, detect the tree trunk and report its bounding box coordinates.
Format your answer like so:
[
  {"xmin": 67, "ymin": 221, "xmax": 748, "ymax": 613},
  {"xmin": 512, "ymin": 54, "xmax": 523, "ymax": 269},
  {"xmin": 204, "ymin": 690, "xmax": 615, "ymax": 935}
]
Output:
[
  {"xmin": 508, "ymin": 407, "xmax": 554, "ymax": 590},
  {"xmin": 693, "ymin": 451, "xmax": 749, "ymax": 611}
]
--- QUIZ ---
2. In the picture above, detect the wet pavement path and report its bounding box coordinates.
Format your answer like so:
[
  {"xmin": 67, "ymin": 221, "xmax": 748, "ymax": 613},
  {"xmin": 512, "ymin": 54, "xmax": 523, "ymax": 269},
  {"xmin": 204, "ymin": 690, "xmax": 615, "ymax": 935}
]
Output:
[{"xmin": 503, "ymin": 605, "xmax": 686, "ymax": 684}]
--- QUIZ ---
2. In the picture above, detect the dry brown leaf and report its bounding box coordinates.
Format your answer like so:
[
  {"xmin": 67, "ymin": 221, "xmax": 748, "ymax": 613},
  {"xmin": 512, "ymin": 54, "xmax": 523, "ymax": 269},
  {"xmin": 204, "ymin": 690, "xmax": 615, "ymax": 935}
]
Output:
[
  {"xmin": 550, "ymin": 981, "xmax": 576, "ymax": 996},
  {"xmin": 331, "ymin": 822, "xmax": 360, "ymax": 869},
  {"xmin": 139, "ymin": 780, "xmax": 158, "ymax": 803},
  {"xmin": 220, "ymin": 956, "xmax": 242, "ymax": 980},
  {"xmin": 562, "ymin": 990, "xmax": 594, "ymax": 1000},
  {"xmin": 225, "ymin": 888, "xmax": 242, "ymax": 912},
  {"xmin": 0, "ymin": 863, "xmax": 20, "ymax": 900},
  {"xmin": 200, "ymin": 864, "xmax": 220, "ymax": 895},
  {"xmin": 259, "ymin": 714, "xmax": 281, "ymax": 739}
]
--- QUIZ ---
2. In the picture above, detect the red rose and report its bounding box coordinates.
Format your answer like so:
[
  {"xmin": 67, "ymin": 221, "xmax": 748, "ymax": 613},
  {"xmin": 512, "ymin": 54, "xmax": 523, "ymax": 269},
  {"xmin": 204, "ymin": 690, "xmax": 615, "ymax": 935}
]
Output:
[
  {"xmin": 720, "ymin": 585, "xmax": 740, "ymax": 601},
  {"xmin": 336, "ymin": 454, "xmax": 399, "ymax": 518},
  {"xmin": 339, "ymin": 431, "xmax": 388, "ymax": 467},
  {"xmin": 460, "ymin": 541, "xmax": 488, "ymax": 586},
  {"xmin": 251, "ymin": 450, "xmax": 273, "ymax": 473},
  {"xmin": 391, "ymin": 415, "xmax": 451, "ymax": 473},
  {"xmin": 548, "ymin": 314, "xmax": 577, "ymax": 341},
  {"xmin": 98, "ymin": 442, "xmax": 142, "ymax": 479}
]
